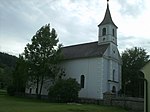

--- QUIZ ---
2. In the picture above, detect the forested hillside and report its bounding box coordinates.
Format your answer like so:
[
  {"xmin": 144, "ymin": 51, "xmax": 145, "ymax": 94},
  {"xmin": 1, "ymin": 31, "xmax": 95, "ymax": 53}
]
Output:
[
  {"xmin": 0, "ymin": 52, "xmax": 18, "ymax": 89},
  {"xmin": 0, "ymin": 52, "xmax": 18, "ymax": 68}
]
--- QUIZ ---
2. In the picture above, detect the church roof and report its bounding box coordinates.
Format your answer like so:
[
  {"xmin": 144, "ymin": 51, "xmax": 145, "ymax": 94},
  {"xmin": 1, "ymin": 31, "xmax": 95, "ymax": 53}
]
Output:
[
  {"xmin": 62, "ymin": 41, "xmax": 109, "ymax": 60},
  {"xmin": 98, "ymin": 3, "xmax": 118, "ymax": 28}
]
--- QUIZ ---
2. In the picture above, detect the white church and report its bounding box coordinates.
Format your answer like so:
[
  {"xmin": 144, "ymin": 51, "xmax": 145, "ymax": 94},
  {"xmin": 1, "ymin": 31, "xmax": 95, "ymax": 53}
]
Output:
[{"xmin": 26, "ymin": 1, "xmax": 122, "ymax": 99}]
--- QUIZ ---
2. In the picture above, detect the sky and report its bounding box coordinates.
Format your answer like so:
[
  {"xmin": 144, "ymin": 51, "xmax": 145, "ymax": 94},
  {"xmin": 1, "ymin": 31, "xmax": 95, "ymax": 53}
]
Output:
[{"xmin": 0, "ymin": 0, "xmax": 150, "ymax": 56}]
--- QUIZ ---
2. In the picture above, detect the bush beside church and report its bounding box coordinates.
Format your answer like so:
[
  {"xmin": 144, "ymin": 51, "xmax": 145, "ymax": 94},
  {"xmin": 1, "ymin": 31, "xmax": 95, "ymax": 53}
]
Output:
[{"xmin": 48, "ymin": 78, "xmax": 81, "ymax": 102}]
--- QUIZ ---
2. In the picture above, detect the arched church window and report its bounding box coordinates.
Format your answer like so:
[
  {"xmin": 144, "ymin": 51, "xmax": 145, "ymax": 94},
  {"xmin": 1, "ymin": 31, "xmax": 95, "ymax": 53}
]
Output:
[
  {"xmin": 29, "ymin": 88, "xmax": 32, "ymax": 94},
  {"xmin": 112, "ymin": 86, "xmax": 116, "ymax": 93},
  {"xmin": 81, "ymin": 75, "xmax": 85, "ymax": 88},
  {"xmin": 36, "ymin": 88, "xmax": 38, "ymax": 94},
  {"xmin": 102, "ymin": 28, "xmax": 106, "ymax": 36},
  {"xmin": 113, "ymin": 69, "xmax": 115, "ymax": 81},
  {"xmin": 103, "ymin": 38, "xmax": 105, "ymax": 41},
  {"xmin": 112, "ymin": 29, "xmax": 115, "ymax": 36}
]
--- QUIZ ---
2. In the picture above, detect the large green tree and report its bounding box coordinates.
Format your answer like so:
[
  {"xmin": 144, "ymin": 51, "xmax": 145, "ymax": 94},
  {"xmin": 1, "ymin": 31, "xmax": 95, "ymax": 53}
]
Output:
[
  {"xmin": 122, "ymin": 47, "xmax": 149, "ymax": 97},
  {"xmin": 12, "ymin": 55, "xmax": 28, "ymax": 94},
  {"xmin": 7, "ymin": 55, "xmax": 28, "ymax": 96},
  {"xmin": 0, "ymin": 67, "xmax": 13, "ymax": 89},
  {"xmin": 24, "ymin": 24, "xmax": 63, "ymax": 98}
]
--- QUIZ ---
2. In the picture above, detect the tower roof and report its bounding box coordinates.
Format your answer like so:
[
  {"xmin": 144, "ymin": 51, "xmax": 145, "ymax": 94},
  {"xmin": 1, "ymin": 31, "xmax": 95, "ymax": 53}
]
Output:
[{"xmin": 98, "ymin": 2, "xmax": 118, "ymax": 28}]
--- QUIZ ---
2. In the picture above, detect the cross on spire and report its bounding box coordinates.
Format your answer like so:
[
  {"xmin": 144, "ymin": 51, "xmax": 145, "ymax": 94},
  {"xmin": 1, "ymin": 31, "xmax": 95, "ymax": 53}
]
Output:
[
  {"xmin": 98, "ymin": 0, "xmax": 117, "ymax": 28},
  {"xmin": 107, "ymin": 0, "xmax": 109, "ymax": 5}
]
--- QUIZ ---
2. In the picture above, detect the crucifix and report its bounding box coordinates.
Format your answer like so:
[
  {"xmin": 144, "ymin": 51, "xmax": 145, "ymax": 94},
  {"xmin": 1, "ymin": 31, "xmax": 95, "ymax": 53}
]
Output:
[{"xmin": 107, "ymin": 0, "xmax": 109, "ymax": 5}]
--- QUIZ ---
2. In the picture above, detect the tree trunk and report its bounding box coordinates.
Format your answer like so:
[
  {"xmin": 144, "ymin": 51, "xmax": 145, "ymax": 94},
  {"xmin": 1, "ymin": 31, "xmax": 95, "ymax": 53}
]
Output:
[
  {"xmin": 39, "ymin": 75, "xmax": 44, "ymax": 99},
  {"xmin": 36, "ymin": 77, "xmax": 39, "ymax": 99}
]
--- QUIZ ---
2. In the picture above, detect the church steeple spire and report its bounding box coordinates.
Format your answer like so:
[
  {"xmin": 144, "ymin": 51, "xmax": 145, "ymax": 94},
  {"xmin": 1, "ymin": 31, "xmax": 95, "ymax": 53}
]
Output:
[
  {"xmin": 98, "ymin": 0, "xmax": 117, "ymax": 28},
  {"xmin": 98, "ymin": 0, "xmax": 118, "ymax": 45}
]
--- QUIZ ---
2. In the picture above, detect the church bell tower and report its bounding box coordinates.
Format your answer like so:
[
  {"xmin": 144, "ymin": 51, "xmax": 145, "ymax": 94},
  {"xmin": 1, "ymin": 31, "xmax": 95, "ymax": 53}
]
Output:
[
  {"xmin": 98, "ymin": 0, "xmax": 118, "ymax": 46},
  {"xmin": 98, "ymin": 0, "xmax": 122, "ymax": 94}
]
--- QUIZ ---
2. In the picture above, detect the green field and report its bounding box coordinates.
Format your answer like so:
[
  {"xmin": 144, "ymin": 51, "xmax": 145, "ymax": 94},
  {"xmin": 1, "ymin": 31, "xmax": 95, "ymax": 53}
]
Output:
[{"xmin": 0, "ymin": 93, "xmax": 127, "ymax": 112}]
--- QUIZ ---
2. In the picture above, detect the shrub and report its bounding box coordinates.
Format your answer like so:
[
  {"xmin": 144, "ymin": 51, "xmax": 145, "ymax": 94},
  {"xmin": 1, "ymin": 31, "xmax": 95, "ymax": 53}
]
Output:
[
  {"xmin": 48, "ymin": 78, "xmax": 81, "ymax": 102},
  {"xmin": 7, "ymin": 85, "xmax": 16, "ymax": 96}
]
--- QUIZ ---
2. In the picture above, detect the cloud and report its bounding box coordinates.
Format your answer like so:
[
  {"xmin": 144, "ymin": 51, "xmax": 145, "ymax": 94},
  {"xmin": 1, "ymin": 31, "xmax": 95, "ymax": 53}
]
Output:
[
  {"xmin": 116, "ymin": 0, "xmax": 145, "ymax": 17},
  {"xmin": 0, "ymin": 36, "xmax": 27, "ymax": 56},
  {"xmin": 37, "ymin": 0, "xmax": 103, "ymax": 46},
  {"xmin": 118, "ymin": 35, "xmax": 150, "ymax": 54},
  {"xmin": 0, "ymin": 0, "xmax": 102, "ymax": 56},
  {"xmin": 0, "ymin": 0, "xmax": 150, "ymax": 56}
]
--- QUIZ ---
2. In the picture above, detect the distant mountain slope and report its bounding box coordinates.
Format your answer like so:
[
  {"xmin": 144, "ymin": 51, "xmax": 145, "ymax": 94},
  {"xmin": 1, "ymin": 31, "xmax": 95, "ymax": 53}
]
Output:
[{"xmin": 0, "ymin": 52, "xmax": 18, "ymax": 69}]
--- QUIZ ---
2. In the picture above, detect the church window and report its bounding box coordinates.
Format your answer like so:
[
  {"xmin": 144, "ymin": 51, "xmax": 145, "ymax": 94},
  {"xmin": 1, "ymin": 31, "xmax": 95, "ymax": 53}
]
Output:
[
  {"xmin": 29, "ymin": 88, "xmax": 32, "ymax": 94},
  {"xmin": 113, "ymin": 49, "xmax": 115, "ymax": 54},
  {"xmin": 81, "ymin": 75, "xmax": 85, "ymax": 88},
  {"xmin": 113, "ymin": 69, "xmax": 115, "ymax": 81},
  {"xmin": 103, "ymin": 38, "xmax": 105, "ymax": 41},
  {"xmin": 112, "ymin": 29, "xmax": 115, "ymax": 36},
  {"xmin": 112, "ymin": 86, "xmax": 116, "ymax": 93},
  {"xmin": 36, "ymin": 88, "xmax": 38, "ymax": 94},
  {"xmin": 102, "ymin": 28, "xmax": 106, "ymax": 36}
]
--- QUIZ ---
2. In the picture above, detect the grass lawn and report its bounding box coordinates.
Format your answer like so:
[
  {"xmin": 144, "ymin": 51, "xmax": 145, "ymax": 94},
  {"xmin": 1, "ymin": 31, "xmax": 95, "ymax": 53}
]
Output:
[{"xmin": 0, "ymin": 94, "xmax": 127, "ymax": 112}]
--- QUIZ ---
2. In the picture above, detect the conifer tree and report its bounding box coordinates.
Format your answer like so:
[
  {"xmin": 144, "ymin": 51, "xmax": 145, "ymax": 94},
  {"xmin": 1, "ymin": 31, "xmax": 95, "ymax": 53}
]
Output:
[{"xmin": 24, "ymin": 24, "xmax": 62, "ymax": 98}]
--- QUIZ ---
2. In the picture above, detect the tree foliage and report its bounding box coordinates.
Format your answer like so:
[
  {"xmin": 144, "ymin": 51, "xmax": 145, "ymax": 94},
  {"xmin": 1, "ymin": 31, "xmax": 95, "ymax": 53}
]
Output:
[
  {"xmin": 13, "ymin": 55, "xmax": 28, "ymax": 93},
  {"xmin": 122, "ymin": 47, "xmax": 149, "ymax": 97},
  {"xmin": 23, "ymin": 24, "xmax": 63, "ymax": 98},
  {"xmin": 0, "ymin": 52, "xmax": 17, "ymax": 89},
  {"xmin": 7, "ymin": 55, "xmax": 28, "ymax": 96},
  {"xmin": 0, "ymin": 67, "xmax": 13, "ymax": 89},
  {"xmin": 48, "ymin": 78, "xmax": 81, "ymax": 102}
]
